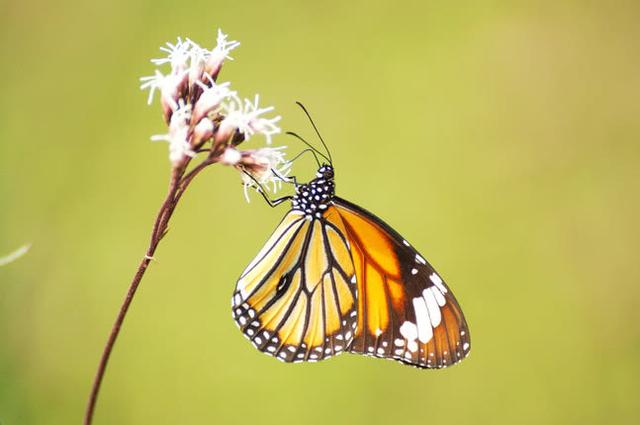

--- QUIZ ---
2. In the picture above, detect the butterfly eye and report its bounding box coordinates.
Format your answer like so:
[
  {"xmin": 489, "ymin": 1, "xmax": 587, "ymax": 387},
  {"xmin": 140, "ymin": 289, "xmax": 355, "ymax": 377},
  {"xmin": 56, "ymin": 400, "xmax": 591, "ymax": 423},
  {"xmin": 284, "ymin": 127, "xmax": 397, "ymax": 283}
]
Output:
[{"xmin": 323, "ymin": 167, "xmax": 334, "ymax": 179}]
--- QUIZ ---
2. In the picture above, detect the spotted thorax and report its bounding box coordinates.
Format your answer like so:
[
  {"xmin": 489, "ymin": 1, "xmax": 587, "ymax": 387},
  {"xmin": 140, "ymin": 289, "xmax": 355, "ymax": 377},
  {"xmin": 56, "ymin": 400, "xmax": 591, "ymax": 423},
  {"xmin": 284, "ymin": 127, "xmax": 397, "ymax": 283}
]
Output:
[{"xmin": 140, "ymin": 29, "xmax": 288, "ymax": 200}]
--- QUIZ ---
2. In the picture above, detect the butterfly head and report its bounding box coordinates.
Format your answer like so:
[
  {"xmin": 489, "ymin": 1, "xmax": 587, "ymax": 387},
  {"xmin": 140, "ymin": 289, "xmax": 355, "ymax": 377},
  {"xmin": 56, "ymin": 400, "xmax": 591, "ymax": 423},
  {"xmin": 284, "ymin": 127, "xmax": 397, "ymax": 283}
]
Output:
[
  {"xmin": 291, "ymin": 164, "xmax": 335, "ymax": 219},
  {"xmin": 316, "ymin": 164, "xmax": 334, "ymax": 180}
]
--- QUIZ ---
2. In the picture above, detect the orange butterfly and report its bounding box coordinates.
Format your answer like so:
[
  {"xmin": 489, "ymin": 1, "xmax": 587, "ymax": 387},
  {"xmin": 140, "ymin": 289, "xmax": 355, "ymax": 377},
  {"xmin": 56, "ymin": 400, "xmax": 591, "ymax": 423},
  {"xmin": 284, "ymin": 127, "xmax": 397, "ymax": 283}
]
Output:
[{"xmin": 232, "ymin": 111, "xmax": 470, "ymax": 369}]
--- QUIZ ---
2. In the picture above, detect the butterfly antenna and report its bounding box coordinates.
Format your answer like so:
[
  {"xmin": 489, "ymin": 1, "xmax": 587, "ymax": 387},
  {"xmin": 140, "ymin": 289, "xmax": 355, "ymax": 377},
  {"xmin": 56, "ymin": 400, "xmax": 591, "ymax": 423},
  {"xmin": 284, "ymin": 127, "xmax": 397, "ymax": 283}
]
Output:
[
  {"xmin": 286, "ymin": 131, "xmax": 330, "ymax": 164},
  {"xmin": 287, "ymin": 147, "xmax": 322, "ymax": 168},
  {"xmin": 295, "ymin": 101, "xmax": 333, "ymax": 164}
]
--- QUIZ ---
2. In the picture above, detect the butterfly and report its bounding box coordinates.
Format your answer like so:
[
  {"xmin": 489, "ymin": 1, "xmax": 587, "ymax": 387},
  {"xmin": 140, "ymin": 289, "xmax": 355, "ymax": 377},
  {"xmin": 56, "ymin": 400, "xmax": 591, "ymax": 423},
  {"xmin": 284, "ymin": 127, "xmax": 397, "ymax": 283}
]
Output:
[{"xmin": 231, "ymin": 108, "xmax": 470, "ymax": 369}]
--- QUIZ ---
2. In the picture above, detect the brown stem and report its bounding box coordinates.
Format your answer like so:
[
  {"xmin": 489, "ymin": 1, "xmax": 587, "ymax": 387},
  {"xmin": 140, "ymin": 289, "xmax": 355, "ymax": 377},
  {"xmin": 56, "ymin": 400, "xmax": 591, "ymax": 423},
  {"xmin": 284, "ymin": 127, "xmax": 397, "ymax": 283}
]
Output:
[{"xmin": 83, "ymin": 157, "xmax": 215, "ymax": 425}]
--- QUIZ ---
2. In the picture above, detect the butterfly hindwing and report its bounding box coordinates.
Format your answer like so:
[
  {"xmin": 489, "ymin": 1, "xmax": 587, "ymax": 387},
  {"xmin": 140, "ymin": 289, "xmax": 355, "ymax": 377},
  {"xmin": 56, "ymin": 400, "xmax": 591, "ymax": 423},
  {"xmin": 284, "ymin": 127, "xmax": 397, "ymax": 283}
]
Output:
[
  {"xmin": 333, "ymin": 197, "xmax": 471, "ymax": 368},
  {"xmin": 232, "ymin": 209, "xmax": 358, "ymax": 363}
]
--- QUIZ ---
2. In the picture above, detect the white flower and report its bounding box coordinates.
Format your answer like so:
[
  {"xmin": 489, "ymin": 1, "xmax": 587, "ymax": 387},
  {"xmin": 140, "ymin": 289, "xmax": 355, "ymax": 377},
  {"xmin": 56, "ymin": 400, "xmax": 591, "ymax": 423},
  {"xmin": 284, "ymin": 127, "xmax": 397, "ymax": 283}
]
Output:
[
  {"xmin": 192, "ymin": 78, "xmax": 235, "ymax": 123},
  {"xmin": 150, "ymin": 37, "xmax": 193, "ymax": 71},
  {"xmin": 140, "ymin": 29, "xmax": 286, "ymax": 173},
  {"xmin": 150, "ymin": 102, "xmax": 195, "ymax": 164},
  {"xmin": 139, "ymin": 69, "xmax": 187, "ymax": 109},
  {"xmin": 208, "ymin": 29, "xmax": 240, "ymax": 63},
  {"xmin": 220, "ymin": 95, "xmax": 281, "ymax": 144},
  {"xmin": 187, "ymin": 45, "xmax": 207, "ymax": 87},
  {"xmin": 237, "ymin": 146, "xmax": 291, "ymax": 202}
]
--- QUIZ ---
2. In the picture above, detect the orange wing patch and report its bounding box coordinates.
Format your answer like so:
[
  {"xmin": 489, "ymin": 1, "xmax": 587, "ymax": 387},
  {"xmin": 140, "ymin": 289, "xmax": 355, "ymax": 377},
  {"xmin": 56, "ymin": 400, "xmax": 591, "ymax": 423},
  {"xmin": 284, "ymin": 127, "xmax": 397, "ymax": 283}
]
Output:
[
  {"xmin": 336, "ymin": 206, "xmax": 401, "ymax": 278},
  {"xmin": 334, "ymin": 198, "xmax": 470, "ymax": 369},
  {"xmin": 336, "ymin": 206, "xmax": 406, "ymax": 339}
]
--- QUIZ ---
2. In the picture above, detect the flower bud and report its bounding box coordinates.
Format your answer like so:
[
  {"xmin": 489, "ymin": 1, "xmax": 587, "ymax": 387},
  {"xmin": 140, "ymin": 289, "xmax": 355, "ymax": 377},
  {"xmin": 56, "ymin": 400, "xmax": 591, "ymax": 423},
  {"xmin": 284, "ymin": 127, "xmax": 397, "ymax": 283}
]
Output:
[
  {"xmin": 220, "ymin": 146, "xmax": 242, "ymax": 165},
  {"xmin": 191, "ymin": 117, "xmax": 214, "ymax": 150},
  {"xmin": 213, "ymin": 118, "xmax": 238, "ymax": 148}
]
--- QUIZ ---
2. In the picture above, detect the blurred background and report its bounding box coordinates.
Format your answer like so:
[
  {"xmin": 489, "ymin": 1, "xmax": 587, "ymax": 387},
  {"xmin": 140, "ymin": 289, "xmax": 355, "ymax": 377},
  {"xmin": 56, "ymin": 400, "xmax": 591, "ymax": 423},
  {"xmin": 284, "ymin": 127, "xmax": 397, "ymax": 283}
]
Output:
[{"xmin": 1, "ymin": 0, "xmax": 639, "ymax": 424}]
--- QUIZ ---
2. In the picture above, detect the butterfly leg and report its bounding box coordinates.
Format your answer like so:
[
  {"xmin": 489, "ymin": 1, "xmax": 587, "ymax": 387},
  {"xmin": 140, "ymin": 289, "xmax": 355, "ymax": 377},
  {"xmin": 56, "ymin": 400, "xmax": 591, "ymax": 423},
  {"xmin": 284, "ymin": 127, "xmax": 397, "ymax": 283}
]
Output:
[
  {"xmin": 241, "ymin": 169, "xmax": 292, "ymax": 208},
  {"xmin": 271, "ymin": 168, "xmax": 298, "ymax": 186},
  {"xmin": 258, "ymin": 191, "xmax": 292, "ymax": 208}
]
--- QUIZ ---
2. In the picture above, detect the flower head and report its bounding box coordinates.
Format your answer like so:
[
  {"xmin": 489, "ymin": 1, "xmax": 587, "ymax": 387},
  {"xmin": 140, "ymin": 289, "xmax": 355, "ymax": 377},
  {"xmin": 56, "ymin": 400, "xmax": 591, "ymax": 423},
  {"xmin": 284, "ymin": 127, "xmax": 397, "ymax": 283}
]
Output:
[{"xmin": 140, "ymin": 28, "xmax": 288, "ymax": 202}]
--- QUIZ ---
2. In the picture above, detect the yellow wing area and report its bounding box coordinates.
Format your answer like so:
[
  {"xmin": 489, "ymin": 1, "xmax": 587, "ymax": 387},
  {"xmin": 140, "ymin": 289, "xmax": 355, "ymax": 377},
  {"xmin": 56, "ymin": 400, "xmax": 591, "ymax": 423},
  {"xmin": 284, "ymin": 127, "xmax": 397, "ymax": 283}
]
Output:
[{"xmin": 232, "ymin": 208, "xmax": 358, "ymax": 363}]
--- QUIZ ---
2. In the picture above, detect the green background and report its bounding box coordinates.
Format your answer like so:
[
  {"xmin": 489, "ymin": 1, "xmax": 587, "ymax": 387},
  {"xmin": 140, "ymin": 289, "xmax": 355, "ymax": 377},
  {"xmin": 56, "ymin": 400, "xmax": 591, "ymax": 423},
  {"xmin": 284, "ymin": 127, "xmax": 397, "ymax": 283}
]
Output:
[{"xmin": 1, "ymin": 1, "xmax": 639, "ymax": 424}]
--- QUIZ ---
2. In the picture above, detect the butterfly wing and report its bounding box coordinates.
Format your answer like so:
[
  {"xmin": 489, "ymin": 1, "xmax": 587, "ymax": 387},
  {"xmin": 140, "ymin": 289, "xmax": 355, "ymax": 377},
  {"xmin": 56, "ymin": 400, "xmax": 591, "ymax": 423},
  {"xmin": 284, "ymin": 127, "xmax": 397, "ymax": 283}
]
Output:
[
  {"xmin": 333, "ymin": 197, "xmax": 471, "ymax": 369},
  {"xmin": 232, "ymin": 208, "xmax": 358, "ymax": 363}
]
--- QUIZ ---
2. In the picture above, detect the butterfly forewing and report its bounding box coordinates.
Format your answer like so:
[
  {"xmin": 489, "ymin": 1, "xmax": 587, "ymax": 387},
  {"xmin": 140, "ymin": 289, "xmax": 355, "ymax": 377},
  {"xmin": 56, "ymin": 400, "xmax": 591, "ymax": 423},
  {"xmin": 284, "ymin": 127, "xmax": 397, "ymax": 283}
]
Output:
[
  {"xmin": 232, "ymin": 209, "xmax": 359, "ymax": 363},
  {"xmin": 334, "ymin": 197, "xmax": 471, "ymax": 368}
]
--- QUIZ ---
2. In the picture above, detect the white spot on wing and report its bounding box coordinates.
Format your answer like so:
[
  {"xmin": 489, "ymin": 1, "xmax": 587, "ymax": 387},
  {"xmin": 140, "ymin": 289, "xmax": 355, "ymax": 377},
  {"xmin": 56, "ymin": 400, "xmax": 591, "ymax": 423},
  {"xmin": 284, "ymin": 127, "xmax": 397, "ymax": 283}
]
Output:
[
  {"xmin": 412, "ymin": 297, "xmax": 433, "ymax": 343},
  {"xmin": 422, "ymin": 289, "xmax": 442, "ymax": 328},
  {"xmin": 411, "ymin": 268, "xmax": 418, "ymax": 275},
  {"xmin": 430, "ymin": 286, "xmax": 446, "ymax": 306},
  {"xmin": 430, "ymin": 272, "xmax": 447, "ymax": 293},
  {"xmin": 400, "ymin": 321, "xmax": 419, "ymax": 352},
  {"xmin": 415, "ymin": 254, "xmax": 426, "ymax": 265}
]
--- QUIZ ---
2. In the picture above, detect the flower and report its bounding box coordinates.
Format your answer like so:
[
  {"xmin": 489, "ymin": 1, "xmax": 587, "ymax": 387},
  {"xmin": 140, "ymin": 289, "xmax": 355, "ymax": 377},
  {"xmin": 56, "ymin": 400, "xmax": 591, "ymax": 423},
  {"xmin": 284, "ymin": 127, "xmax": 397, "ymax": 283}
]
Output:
[
  {"xmin": 150, "ymin": 102, "xmax": 195, "ymax": 165},
  {"xmin": 221, "ymin": 146, "xmax": 291, "ymax": 202},
  {"xmin": 191, "ymin": 78, "xmax": 235, "ymax": 124},
  {"xmin": 219, "ymin": 95, "xmax": 282, "ymax": 145},
  {"xmin": 150, "ymin": 37, "xmax": 193, "ymax": 71},
  {"xmin": 139, "ymin": 69, "xmax": 188, "ymax": 119},
  {"xmin": 201, "ymin": 29, "xmax": 240, "ymax": 78},
  {"xmin": 140, "ymin": 27, "xmax": 286, "ymax": 195}
]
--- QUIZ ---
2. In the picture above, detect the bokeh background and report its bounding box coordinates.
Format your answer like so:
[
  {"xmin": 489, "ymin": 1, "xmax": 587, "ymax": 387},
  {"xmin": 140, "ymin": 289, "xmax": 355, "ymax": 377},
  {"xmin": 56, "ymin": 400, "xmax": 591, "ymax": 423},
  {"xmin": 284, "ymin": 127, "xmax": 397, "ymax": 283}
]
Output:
[{"xmin": 1, "ymin": 1, "xmax": 639, "ymax": 424}]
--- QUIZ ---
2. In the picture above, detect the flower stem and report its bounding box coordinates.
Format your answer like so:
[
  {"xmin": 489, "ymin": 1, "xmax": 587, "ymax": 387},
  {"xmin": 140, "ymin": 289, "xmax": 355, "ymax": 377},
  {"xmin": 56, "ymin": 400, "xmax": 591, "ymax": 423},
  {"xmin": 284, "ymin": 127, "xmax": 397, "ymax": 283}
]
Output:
[{"xmin": 83, "ymin": 159, "xmax": 214, "ymax": 425}]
